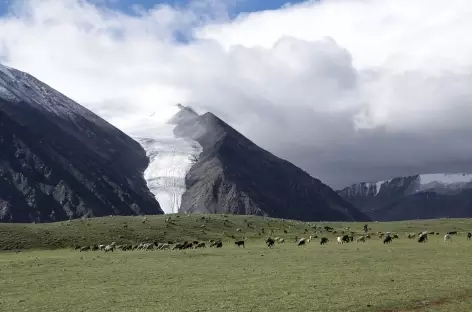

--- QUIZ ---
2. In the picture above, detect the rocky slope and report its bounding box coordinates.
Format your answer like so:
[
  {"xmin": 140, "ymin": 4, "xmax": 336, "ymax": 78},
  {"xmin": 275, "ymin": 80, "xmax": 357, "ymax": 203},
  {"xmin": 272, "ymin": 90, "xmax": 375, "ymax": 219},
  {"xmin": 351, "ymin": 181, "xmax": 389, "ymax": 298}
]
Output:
[
  {"xmin": 170, "ymin": 105, "xmax": 370, "ymax": 222},
  {"xmin": 338, "ymin": 174, "xmax": 472, "ymax": 221},
  {"xmin": 0, "ymin": 64, "xmax": 162, "ymax": 222}
]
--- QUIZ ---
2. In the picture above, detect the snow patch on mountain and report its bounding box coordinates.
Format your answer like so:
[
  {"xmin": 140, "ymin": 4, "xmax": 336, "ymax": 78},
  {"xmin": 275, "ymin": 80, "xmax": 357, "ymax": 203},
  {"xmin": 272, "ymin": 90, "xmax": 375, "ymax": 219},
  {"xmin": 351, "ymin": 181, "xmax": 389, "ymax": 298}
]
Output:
[
  {"xmin": 0, "ymin": 63, "xmax": 14, "ymax": 80},
  {"xmin": 375, "ymin": 180, "xmax": 384, "ymax": 195}
]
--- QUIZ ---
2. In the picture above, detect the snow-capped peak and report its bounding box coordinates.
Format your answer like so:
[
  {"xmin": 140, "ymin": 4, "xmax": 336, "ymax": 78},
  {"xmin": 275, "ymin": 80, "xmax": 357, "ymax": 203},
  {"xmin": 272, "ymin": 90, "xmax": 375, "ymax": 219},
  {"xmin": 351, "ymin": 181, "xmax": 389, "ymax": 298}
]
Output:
[
  {"xmin": 0, "ymin": 65, "xmax": 109, "ymax": 129},
  {"xmin": 340, "ymin": 173, "xmax": 472, "ymax": 198}
]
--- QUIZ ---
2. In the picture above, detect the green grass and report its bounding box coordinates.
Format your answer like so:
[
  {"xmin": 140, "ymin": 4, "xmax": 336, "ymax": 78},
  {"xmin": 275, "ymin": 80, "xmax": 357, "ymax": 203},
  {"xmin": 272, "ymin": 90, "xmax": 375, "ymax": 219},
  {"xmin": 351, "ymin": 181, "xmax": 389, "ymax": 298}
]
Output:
[{"xmin": 2, "ymin": 215, "xmax": 472, "ymax": 311}]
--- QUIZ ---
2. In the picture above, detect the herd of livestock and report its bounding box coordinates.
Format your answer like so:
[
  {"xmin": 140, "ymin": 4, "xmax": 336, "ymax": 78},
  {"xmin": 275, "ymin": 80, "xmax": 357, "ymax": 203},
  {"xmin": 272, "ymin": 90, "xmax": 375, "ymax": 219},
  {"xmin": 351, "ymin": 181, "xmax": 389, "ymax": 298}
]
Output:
[{"xmin": 74, "ymin": 226, "xmax": 472, "ymax": 253}]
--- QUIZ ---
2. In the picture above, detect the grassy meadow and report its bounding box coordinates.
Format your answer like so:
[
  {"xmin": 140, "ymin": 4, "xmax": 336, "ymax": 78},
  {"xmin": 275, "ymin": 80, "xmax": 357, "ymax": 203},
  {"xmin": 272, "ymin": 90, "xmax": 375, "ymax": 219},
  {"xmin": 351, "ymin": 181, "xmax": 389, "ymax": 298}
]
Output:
[{"xmin": 1, "ymin": 215, "xmax": 472, "ymax": 312}]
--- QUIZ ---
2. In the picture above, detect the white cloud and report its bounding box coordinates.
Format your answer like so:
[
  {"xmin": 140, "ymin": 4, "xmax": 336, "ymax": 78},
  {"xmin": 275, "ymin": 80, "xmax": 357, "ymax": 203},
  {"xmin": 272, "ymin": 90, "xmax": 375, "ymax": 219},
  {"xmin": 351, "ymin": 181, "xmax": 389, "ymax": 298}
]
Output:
[{"xmin": 1, "ymin": 0, "xmax": 472, "ymax": 188}]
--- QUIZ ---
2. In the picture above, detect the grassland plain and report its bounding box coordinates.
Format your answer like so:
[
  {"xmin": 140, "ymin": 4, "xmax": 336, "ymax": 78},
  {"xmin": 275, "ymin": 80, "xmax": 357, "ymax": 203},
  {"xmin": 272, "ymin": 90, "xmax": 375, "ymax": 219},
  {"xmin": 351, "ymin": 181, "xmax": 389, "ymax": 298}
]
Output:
[{"xmin": 1, "ymin": 215, "xmax": 472, "ymax": 312}]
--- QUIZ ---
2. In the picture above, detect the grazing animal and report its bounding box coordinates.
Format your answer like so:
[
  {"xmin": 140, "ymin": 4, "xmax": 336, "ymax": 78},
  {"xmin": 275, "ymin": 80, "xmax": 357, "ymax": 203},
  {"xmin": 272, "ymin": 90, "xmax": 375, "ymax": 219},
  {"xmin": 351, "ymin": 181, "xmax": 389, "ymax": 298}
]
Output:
[
  {"xmin": 234, "ymin": 240, "xmax": 245, "ymax": 248},
  {"xmin": 341, "ymin": 235, "xmax": 350, "ymax": 243},
  {"xmin": 383, "ymin": 236, "xmax": 392, "ymax": 244},
  {"xmin": 209, "ymin": 240, "xmax": 222, "ymax": 248},
  {"xmin": 266, "ymin": 237, "xmax": 275, "ymax": 248},
  {"xmin": 444, "ymin": 234, "xmax": 452, "ymax": 242},
  {"xmin": 320, "ymin": 237, "xmax": 329, "ymax": 245},
  {"xmin": 236, "ymin": 228, "xmax": 242, "ymax": 232},
  {"xmin": 356, "ymin": 236, "xmax": 366, "ymax": 243},
  {"xmin": 297, "ymin": 238, "xmax": 306, "ymax": 246},
  {"xmin": 467, "ymin": 232, "xmax": 472, "ymax": 240},
  {"xmin": 447, "ymin": 231, "xmax": 458, "ymax": 235},
  {"xmin": 160, "ymin": 244, "xmax": 171, "ymax": 250},
  {"xmin": 182, "ymin": 242, "xmax": 193, "ymax": 249},
  {"xmin": 194, "ymin": 242, "xmax": 206, "ymax": 249},
  {"xmin": 104, "ymin": 245, "xmax": 115, "ymax": 253},
  {"xmin": 418, "ymin": 233, "xmax": 428, "ymax": 243},
  {"xmin": 121, "ymin": 244, "xmax": 132, "ymax": 251},
  {"xmin": 143, "ymin": 243, "xmax": 154, "ymax": 250},
  {"xmin": 172, "ymin": 243, "xmax": 184, "ymax": 250},
  {"xmin": 79, "ymin": 246, "xmax": 90, "ymax": 252},
  {"xmin": 393, "ymin": 234, "xmax": 399, "ymax": 239}
]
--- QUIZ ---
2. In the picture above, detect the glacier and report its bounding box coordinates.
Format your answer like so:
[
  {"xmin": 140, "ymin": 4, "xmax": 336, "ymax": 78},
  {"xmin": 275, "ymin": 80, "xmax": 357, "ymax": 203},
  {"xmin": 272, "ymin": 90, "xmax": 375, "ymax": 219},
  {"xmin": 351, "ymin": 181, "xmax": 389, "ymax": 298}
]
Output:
[{"xmin": 134, "ymin": 124, "xmax": 202, "ymax": 214}]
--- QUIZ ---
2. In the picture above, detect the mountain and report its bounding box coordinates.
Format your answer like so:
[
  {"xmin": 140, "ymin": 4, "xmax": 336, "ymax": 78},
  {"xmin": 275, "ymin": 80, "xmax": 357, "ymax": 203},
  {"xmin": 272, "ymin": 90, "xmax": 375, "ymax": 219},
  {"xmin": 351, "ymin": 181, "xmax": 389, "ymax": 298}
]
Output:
[
  {"xmin": 338, "ymin": 173, "xmax": 472, "ymax": 221},
  {"xmin": 168, "ymin": 105, "xmax": 370, "ymax": 222},
  {"xmin": 0, "ymin": 64, "xmax": 163, "ymax": 222}
]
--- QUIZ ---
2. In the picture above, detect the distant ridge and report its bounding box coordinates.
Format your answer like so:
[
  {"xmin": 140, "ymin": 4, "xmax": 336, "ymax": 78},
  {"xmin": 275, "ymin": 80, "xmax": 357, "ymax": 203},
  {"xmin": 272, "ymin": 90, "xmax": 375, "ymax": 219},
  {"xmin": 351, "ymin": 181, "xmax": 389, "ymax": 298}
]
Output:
[{"xmin": 338, "ymin": 173, "xmax": 472, "ymax": 221}]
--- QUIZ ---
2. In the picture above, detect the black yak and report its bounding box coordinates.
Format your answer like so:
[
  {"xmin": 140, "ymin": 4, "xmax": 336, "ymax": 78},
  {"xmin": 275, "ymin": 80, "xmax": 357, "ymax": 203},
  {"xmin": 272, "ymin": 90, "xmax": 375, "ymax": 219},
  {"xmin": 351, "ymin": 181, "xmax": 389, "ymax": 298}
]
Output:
[
  {"xmin": 234, "ymin": 240, "xmax": 245, "ymax": 248},
  {"xmin": 266, "ymin": 237, "xmax": 275, "ymax": 248},
  {"xmin": 383, "ymin": 236, "xmax": 392, "ymax": 244}
]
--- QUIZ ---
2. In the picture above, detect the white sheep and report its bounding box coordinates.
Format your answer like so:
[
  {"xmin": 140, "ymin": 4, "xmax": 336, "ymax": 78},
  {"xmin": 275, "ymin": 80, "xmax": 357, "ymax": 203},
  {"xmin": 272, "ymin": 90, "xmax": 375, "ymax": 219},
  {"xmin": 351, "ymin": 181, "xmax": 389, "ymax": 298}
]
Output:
[
  {"xmin": 444, "ymin": 234, "xmax": 452, "ymax": 242},
  {"xmin": 143, "ymin": 243, "xmax": 154, "ymax": 250},
  {"xmin": 337, "ymin": 236, "xmax": 343, "ymax": 244}
]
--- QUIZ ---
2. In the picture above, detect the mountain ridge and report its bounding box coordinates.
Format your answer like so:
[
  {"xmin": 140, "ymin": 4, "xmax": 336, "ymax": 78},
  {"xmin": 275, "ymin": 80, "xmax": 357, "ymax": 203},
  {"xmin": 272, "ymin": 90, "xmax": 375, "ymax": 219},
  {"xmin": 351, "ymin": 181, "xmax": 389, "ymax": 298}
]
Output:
[
  {"xmin": 0, "ymin": 64, "xmax": 163, "ymax": 222},
  {"xmin": 172, "ymin": 106, "xmax": 370, "ymax": 221}
]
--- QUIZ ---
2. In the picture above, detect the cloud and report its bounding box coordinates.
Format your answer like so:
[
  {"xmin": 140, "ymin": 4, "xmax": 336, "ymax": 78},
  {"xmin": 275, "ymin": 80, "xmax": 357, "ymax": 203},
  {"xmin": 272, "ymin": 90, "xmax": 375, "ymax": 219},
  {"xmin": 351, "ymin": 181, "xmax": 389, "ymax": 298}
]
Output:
[{"xmin": 1, "ymin": 0, "xmax": 472, "ymax": 189}]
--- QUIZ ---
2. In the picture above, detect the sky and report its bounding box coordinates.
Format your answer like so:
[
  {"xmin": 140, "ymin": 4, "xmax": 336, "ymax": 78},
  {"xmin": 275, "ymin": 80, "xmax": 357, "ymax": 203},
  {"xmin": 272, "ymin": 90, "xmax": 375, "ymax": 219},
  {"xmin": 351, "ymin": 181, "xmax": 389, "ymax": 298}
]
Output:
[{"xmin": 1, "ymin": 0, "xmax": 472, "ymax": 189}]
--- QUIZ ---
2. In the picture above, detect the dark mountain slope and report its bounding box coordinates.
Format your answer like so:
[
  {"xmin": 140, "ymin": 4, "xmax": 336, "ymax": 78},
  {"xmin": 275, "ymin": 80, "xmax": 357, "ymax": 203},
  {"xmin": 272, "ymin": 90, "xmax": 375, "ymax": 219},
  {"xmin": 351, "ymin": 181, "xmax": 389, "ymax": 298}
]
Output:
[
  {"xmin": 171, "ymin": 107, "xmax": 370, "ymax": 221},
  {"xmin": 0, "ymin": 65, "xmax": 162, "ymax": 222}
]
